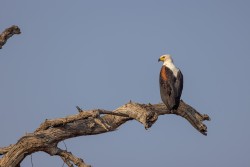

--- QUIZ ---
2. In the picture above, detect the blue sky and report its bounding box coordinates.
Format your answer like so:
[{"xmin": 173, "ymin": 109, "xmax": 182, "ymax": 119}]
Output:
[{"xmin": 1, "ymin": 1, "xmax": 250, "ymax": 166}]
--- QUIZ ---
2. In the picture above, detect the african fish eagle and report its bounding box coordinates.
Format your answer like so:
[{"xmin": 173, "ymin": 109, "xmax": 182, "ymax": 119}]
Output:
[{"xmin": 158, "ymin": 54, "xmax": 183, "ymax": 111}]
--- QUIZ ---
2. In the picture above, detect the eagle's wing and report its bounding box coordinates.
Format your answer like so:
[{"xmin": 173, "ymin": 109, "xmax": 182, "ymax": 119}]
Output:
[{"xmin": 175, "ymin": 70, "xmax": 183, "ymax": 103}]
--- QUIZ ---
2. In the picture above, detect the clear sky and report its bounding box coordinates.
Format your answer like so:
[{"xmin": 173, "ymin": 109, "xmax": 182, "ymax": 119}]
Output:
[{"xmin": 1, "ymin": 1, "xmax": 250, "ymax": 167}]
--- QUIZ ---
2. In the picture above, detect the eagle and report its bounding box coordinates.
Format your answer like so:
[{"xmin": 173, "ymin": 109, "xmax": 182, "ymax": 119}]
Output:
[{"xmin": 158, "ymin": 54, "xmax": 183, "ymax": 111}]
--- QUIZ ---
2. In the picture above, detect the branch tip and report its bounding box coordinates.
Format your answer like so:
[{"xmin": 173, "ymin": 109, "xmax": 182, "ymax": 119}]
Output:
[
  {"xmin": 0, "ymin": 25, "xmax": 21, "ymax": 49},
  {"xmin": 203, "ymin": 114, "xmax": 211, "ymax": 121},
  {"xmin": 76, "ymin": 106, "xmax": 83, "ymax": 112}
]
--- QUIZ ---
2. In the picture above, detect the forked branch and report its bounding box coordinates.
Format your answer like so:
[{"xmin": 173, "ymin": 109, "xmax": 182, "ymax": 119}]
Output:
[{"xmin": 0, "ymin": 100, "xmax": 210, "ymax": 167}]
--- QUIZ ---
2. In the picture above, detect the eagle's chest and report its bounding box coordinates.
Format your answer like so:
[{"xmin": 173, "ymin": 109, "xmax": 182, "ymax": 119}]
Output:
[
  {"xmin": 160, "ymin": 66, "xmax": 168, "ymax": 81},
  {"xmin": 160, "ymin": 66, "xmax": 177, "ymax": 81}
]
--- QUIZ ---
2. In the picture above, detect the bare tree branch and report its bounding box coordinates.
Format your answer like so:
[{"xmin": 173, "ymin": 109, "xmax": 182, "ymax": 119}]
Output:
[
  {"xmin": 45, "ymin": 147, "xmax": 90, "ymax": 167},
  {"xmin": 0, "ymin": 100, "xmax": 210, "ymax": 167},
  {"xmin": 0, "ymin": 25, "xmax": 21, "ymax": 49}
]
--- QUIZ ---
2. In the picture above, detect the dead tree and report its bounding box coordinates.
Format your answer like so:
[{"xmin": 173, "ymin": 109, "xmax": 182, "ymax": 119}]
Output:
[{"xmin": 0, "ymin": 26, "xmax": 210, "ymax": 167}]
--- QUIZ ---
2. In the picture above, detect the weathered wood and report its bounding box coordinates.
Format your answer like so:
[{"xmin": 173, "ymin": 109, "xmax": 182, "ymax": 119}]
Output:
[
  {"xmin": 0, "ymin": 100, "xmax": 210, "ymax": 167},
  {"xmin": 0, "ymin": 25, "xmax": 21, "ymax": 49}
]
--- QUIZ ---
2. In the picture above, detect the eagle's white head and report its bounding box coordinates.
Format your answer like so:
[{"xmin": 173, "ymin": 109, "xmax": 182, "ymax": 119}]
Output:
[
  {"xmin": 158, "ymin": 54, "xmax": 179, "ymax": 77},
  {"xmin": 158, "ymin": 54, "xmax": 174, "ymax": 64}
]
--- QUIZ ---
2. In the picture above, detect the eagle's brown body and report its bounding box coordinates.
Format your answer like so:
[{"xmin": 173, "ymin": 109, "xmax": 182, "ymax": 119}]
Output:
[{"xmin": 159, "ymin": 55, "xmax": 183, "ymax": 110}]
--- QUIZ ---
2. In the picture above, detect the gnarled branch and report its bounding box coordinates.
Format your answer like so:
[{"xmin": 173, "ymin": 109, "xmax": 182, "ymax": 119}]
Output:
[
  {"xmin": 0, "ymin": 25, "xmax": 21, "ymax": 49},
  {"xmin": 0, "ymin": 100, "xmax": 210, "ymax": 167}
]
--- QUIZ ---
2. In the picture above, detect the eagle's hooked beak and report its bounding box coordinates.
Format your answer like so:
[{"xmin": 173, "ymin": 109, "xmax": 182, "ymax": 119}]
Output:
[{"xmin": 158, "ymin": 57, "xmax": 164, "ymax": 62}]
